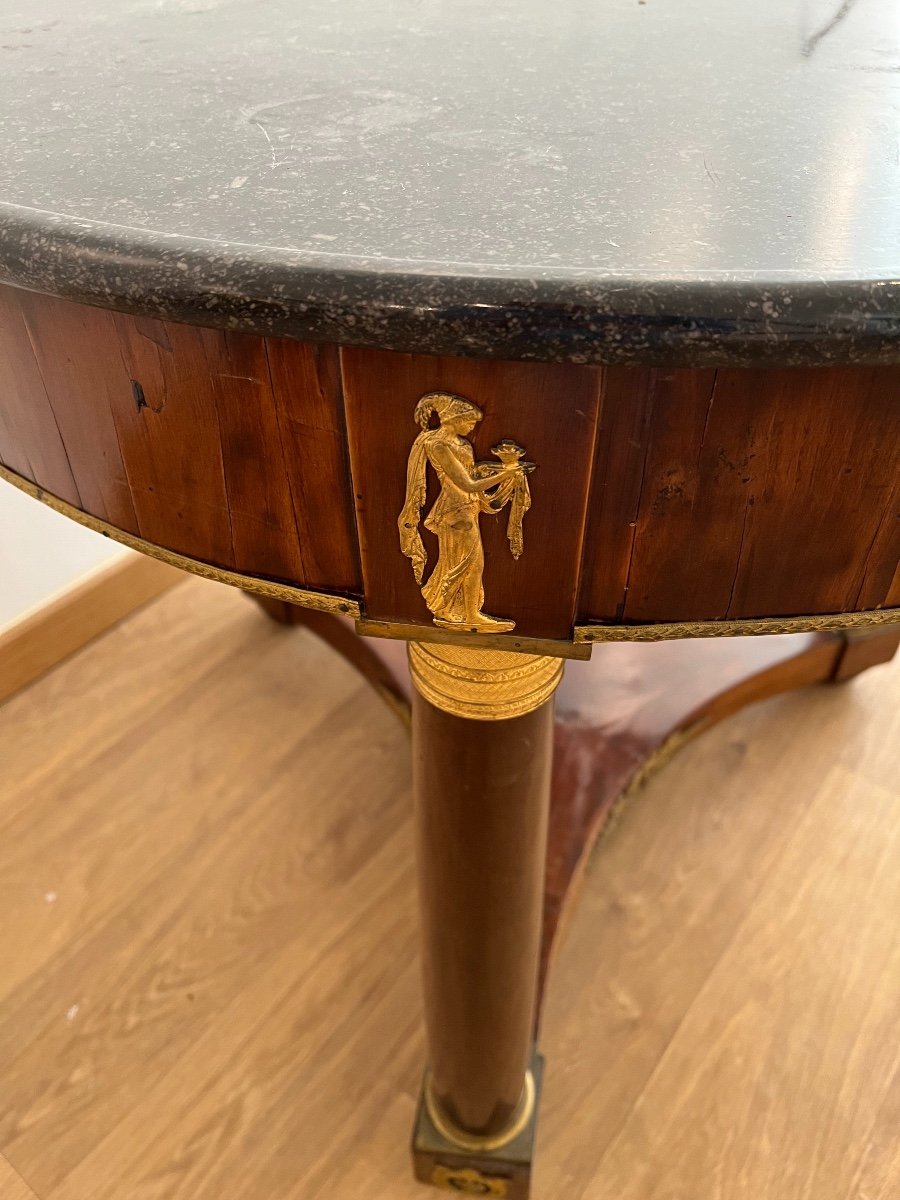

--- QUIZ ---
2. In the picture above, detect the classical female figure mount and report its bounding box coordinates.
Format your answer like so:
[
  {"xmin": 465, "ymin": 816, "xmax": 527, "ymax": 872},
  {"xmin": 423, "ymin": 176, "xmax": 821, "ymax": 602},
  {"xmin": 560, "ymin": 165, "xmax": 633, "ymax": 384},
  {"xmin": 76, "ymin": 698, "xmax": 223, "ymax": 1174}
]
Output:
[{"xmin": 398, "ymin": 392, "xmax": 535, "ymax": 634}]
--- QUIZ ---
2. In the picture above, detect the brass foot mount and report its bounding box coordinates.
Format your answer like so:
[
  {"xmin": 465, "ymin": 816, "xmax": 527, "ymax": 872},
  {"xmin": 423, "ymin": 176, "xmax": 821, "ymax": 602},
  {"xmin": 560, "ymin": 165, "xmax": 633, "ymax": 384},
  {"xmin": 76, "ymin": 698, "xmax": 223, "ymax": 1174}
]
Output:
[{"xmin": 411, "ymin": 1054, "xmax": 544, "ymax": 1199}]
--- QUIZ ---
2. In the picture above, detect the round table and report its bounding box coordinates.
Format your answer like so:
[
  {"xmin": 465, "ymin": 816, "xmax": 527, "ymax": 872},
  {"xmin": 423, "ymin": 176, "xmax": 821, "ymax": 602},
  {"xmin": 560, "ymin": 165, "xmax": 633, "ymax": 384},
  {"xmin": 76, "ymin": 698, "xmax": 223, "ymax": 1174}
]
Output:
[{"xmin": 1, "ymin": 1, "xmax": 898, "ymax": 1194}]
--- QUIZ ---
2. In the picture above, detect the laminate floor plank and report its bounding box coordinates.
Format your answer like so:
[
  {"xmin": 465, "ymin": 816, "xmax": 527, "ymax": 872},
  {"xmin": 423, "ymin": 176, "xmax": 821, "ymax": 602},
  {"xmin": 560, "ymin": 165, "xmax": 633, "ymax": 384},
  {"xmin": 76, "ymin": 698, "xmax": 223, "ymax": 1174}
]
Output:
[
  {"xmin": 0, "ymin": 577, "xmax": 895, "ymax": 1200},
  {"xmin": 575, "ymin": 762, "xmax": 900, "ymax": 1200},
  {"xmin": 0, "ymin": 1152, "xmax": 43, "ymax": 1200},
  {"xmin": 0, "ymin": 579, "xmax": 243, "ymax": 830},
  {"xmin": 0, "ymin": 578, "xmax": 410, "ymax": 1194},
  {"xmin": 538, "ymin": 659, "xmax": 900, "ymax": 1200},
  {"xmin": 0, "ymin": 583, "xmax": 379, "ymax": 1007},
  {"xmin": 50, "ymin": 833, "xmax": 420, "ymax": 1200}
]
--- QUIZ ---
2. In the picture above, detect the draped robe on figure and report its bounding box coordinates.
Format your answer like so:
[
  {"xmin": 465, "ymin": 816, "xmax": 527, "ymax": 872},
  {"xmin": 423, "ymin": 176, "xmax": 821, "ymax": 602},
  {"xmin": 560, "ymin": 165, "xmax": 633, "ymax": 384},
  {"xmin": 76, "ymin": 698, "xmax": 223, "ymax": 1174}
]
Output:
[{"xmin": 398, "ymin": 428, "xmax": 531, "ymax": 625}]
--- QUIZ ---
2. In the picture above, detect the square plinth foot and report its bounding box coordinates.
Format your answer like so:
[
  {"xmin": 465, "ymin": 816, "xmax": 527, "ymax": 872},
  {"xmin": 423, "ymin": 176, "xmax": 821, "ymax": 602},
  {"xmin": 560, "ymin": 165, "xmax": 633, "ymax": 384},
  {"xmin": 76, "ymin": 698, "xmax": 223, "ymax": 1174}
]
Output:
[{"xmin": 411, "ymin": 1054, "xmax": 544, "ymax": 1198}]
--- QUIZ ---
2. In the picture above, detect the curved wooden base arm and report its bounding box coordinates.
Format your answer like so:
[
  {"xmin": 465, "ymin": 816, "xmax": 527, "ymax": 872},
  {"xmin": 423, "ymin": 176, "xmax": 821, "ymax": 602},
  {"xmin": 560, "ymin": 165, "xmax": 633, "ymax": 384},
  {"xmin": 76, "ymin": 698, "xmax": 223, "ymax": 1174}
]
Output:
[
  {"xmin": 251, "ymin": 596, "xmax": 410, "ymax": 722},
  {"xmin": 831, "ymin": 626, "xmax": 900, "ymax": 682}
]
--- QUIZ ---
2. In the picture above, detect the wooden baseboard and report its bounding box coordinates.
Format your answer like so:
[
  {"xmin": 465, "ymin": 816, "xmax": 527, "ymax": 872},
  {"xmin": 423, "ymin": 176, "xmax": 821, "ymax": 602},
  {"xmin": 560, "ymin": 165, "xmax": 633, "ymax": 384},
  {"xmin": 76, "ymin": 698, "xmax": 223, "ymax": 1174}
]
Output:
[{"xmin": 0, "ymin": 553, "xmax": 182, "ymax": 704}]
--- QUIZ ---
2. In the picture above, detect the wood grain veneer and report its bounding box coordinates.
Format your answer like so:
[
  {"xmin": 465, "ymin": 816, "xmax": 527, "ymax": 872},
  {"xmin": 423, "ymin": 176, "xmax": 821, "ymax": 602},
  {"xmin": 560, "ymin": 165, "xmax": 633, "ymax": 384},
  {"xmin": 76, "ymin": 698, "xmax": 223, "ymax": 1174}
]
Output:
[
  {"xmin": 0, "ymin": 285, "xmax": 361, "ymax": 595},
  {"xmin": 1, "ymin": 284, "xmax": 896, "ymax": 635},
  {"xmin": 579, "ymin": 364, "xmax": 900, "ymax": 622},
  {"xmin": 340, "ymin": 348, "xmax": 602, "ymax": 640}
]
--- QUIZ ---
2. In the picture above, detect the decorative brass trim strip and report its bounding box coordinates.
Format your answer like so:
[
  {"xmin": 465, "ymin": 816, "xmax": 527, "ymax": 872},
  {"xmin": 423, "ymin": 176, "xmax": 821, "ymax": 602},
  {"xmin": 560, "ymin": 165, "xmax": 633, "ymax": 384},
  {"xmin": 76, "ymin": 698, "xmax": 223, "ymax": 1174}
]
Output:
[
  {"xmin": 9, "ymin": 463, "xmax": 892, "ymax": 644},
  {"xmin": 574, "ymin": 609, "xmax": 900, "ymax": 643},
  {"xmin": 425, "ymin": 1070, "xmax": 536, "ymax": 1153},
  {"xmin": 358, "ymin": 618, "xmax": 591, "ymax": 661},
  {"xmin": 0, "ymin": 464, "xmax": 361, "ymax": 618},
  {"xmin": 408, "ymin": 641, "xmax": 564, "ymax": 720}
]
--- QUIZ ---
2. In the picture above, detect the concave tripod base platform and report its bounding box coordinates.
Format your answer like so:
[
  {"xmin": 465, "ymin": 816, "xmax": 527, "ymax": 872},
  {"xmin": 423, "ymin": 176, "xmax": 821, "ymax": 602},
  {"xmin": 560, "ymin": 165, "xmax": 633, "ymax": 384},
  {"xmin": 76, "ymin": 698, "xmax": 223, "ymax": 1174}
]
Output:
[{"xmin": 411, "ymin": 1054, "xmax": 544, "ymax": 1199}]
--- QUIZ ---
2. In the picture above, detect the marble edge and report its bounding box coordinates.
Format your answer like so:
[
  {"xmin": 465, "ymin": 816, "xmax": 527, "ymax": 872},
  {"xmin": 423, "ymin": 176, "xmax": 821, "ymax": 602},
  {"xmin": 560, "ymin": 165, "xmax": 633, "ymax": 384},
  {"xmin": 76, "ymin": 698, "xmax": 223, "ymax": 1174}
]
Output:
[{"xmin": 1, "ymin": 204, "xmax": 899, "ymax": 366}]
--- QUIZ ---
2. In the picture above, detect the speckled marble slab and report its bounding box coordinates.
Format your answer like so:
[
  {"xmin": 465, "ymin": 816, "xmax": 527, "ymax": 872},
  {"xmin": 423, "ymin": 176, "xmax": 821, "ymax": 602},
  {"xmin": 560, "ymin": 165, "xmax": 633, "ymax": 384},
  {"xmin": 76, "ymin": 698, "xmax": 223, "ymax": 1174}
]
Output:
[{"xmin": 0, "ymin": 0, "xmax": 898, "ymax": 365}]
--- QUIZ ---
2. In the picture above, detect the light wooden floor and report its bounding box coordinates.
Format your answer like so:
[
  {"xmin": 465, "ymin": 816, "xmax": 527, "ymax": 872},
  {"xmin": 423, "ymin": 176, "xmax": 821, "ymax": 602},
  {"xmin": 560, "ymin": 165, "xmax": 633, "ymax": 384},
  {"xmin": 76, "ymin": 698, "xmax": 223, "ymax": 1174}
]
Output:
[{"xmin": 0, "ymin": 577, "xmax": 897, "ymax": 1200}]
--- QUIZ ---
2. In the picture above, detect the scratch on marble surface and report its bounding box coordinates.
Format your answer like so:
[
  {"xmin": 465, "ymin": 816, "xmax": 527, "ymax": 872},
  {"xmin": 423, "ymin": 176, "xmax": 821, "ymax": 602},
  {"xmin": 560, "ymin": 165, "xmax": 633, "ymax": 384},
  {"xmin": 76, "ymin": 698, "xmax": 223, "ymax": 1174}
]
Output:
[{"xmin": 801, "ymin": 0, "xmax": 859, "ymax": 58}]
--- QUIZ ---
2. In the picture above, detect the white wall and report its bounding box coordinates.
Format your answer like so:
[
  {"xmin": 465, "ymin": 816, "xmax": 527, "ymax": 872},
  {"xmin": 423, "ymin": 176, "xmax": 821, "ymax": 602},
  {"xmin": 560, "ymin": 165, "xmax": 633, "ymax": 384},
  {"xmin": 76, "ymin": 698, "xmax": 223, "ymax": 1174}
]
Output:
[{"xmin": 0, "ymin": 479, "xmax": 128, "ymax": 628}]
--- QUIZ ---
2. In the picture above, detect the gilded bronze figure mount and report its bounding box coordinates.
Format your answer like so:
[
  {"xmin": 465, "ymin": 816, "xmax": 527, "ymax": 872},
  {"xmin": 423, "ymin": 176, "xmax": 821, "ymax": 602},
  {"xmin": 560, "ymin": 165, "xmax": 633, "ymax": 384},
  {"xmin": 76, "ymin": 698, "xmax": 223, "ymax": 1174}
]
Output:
[{"xmin": 399, "ymin": 393, "xmax": 534, "ymax": 635}]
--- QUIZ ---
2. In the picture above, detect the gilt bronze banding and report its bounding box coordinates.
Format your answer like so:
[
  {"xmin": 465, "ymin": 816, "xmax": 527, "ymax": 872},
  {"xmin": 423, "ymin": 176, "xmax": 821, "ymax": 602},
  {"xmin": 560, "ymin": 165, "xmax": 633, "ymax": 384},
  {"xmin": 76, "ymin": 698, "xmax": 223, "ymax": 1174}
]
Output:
[
  {"xmin": 5, "ymin": 463, "xmax": 895, "ymax": 647},
  {"xmin": 357, "ymin": 618, "xmax": 591, "ymax": 661},
  {"xmin": 407, "ymin": 642, "xmax": 564, "ymax": 720},
  {"xmin": 0, "ymin": 464, "xmax": 360, "ymax": 619},
  {"xmin": 425, "ymin": 1070, "xmax": 536, "ymax": 1153},
  {"xmin": 573, "ymin": 610, "xmax": 900, "ymax": 642}
]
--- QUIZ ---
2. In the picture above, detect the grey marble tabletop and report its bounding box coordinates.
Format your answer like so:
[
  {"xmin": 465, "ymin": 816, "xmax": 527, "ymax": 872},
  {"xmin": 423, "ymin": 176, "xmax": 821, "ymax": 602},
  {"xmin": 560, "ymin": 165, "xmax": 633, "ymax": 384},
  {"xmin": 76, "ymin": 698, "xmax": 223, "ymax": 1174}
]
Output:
[{"xmin": 0, "ymin": 0, "xmax": 898, "ymax": 365}]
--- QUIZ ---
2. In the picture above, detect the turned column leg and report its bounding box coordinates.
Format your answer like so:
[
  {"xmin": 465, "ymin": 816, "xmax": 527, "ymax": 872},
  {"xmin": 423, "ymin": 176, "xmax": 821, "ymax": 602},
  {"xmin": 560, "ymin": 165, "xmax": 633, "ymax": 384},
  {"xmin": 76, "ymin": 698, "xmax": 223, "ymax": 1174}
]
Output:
[{"xmin": 408, "ymin": 642, "xmax": 563, "ymax": 1199}]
